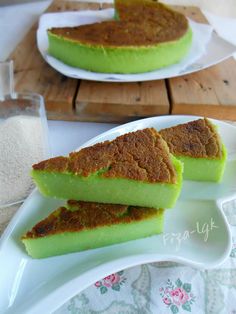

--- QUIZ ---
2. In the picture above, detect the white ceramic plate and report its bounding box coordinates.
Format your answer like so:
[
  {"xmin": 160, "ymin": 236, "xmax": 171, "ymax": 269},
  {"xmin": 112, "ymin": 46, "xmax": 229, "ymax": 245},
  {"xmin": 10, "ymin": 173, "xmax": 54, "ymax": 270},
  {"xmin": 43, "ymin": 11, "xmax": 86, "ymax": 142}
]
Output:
[
  {"xmin": 0, "ymin": 115, "xmax": 235, "ymax": 314},
  {"xmin": 37, "ymin": 9, "xmax": 236, "ymax": 82}
]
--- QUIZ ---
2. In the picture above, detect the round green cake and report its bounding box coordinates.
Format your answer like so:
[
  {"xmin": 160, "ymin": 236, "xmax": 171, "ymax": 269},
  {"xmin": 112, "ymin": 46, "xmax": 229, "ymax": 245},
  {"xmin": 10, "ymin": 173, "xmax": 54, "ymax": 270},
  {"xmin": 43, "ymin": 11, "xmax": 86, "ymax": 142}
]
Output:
[{"xmin": 47, "ymin": 0, "xmax": 193, "ymax": 74}]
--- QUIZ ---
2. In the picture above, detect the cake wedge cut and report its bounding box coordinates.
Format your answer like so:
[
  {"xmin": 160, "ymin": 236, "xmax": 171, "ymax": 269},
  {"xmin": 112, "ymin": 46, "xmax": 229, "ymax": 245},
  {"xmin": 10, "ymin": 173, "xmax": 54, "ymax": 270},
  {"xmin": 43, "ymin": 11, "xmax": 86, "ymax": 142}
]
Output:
[
  {"xmin": 32, "ymin": 128, "xmax": 183, "ymax": 208},
  {"xmin": 22, "ymin": 200, "xmax": 164, "ymax": 258},
  {"xmin": 47, "ymin": 0, "xmax": 192, "ymax": 73},
  {"xmin": 159, "ymin": 118, "xmax": 227, "ymax": 182}
]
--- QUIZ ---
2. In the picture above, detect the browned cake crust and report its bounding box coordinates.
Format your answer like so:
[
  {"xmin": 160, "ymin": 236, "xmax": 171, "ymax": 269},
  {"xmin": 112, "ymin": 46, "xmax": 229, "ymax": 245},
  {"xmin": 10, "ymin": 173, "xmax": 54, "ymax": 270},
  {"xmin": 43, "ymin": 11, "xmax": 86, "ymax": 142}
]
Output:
[
  {"xmin": 49, "ymin": 3, "xmax": 188, "ymax": 47},
  {"xmin": 33, "ymin": 128, "xmax": 176, "ymax": 184},
  {"xmin": 23, "ymin": 200, "xmax": 163, "ymax": 239},
  {"xmin": 159, "ymin": 118, "xmax": 222, "ymax": 159}
]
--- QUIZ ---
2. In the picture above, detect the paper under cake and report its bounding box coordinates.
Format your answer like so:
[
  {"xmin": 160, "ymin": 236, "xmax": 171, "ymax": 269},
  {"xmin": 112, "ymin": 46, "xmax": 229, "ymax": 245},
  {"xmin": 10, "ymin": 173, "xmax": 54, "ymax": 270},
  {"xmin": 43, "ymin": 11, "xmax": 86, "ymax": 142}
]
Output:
[{"xmin": 47, "ymin": 0, "xmax": 193, "ymax": 73}]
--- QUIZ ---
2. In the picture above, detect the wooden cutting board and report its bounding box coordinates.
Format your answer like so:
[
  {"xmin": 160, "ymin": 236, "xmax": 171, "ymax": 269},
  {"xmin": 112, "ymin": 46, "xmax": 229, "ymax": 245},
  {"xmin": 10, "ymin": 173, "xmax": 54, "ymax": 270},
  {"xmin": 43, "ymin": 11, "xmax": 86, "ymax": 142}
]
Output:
[{"xmin": 10, "ymin": 1, "xmax": 236, "ymax": 122}]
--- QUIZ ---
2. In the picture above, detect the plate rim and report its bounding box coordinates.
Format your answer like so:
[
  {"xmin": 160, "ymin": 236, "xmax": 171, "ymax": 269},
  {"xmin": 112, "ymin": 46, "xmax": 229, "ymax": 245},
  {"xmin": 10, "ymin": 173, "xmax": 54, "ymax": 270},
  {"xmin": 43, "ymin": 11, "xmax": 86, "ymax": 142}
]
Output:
[
  {"xmin": 35, "ymin": 8, "xmax": 229, "ymax": 83},
  {"xmin": 0, "ymin": 114, "xmax": 234, "ymax": 314}
]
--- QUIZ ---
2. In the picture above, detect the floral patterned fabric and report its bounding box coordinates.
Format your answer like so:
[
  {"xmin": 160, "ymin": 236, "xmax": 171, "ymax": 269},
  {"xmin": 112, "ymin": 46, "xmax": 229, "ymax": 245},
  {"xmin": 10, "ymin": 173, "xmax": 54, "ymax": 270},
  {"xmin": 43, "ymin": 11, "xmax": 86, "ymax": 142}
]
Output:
[
  {"xmin": 55, "ymin": 200, "xmax": 236, "ymax": 314},
  {"xmin": 94, "ymin": 271, "xmax": 127, "ymax": 294},
  {"xmin": 159, "ymin": 278, "xmax": 196, "ymax": 313}
]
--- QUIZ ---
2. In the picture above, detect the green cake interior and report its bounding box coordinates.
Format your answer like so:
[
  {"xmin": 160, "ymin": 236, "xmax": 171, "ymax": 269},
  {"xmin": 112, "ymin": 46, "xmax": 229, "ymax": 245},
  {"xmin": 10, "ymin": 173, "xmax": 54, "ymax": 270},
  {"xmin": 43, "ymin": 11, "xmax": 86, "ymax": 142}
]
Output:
[
  {"xmin": 47, "ymin": 28, "xmax": 192, "ymax": 74},
  {"xmin": 22, "ymin": 201, "xmax": 164, "ymax": 258},
  {"xmin": 47, "ymin": 0, "xmax": 192, "ymax": 73},
  {"xmin": 31, "ymin": 156, "xmax": 182, "ymax": 209},
  {"xmin": 32, "ymin": 128, "xmax": 183, "ymax": 209},
  {"xmin": 176, "ymin": 144, "xmax": 227, "ymax": 182},
  {"xmin": 159, "ymin": 118, "xmax": 227, "ymax": 182}
]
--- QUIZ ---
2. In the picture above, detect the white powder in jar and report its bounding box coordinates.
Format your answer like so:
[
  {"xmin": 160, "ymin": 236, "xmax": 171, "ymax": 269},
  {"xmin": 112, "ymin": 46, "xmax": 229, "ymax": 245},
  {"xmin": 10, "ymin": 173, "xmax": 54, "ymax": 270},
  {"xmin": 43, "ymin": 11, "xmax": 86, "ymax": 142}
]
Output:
[{"xmin": 0, "ymin": 115, "xmax": 46, "ymax": 206}]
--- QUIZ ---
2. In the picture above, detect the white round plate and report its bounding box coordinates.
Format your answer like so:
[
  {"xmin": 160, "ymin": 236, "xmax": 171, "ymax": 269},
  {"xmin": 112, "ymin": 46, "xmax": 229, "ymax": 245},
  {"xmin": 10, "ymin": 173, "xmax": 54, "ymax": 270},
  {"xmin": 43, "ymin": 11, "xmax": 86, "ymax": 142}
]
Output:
[
  {"xmin": 0, "ymin": 115, "xmax": 235, "ymax": 314},
  {"xmin": 36, "ymin": 9, "xmax": 235, "ymax": 82}
]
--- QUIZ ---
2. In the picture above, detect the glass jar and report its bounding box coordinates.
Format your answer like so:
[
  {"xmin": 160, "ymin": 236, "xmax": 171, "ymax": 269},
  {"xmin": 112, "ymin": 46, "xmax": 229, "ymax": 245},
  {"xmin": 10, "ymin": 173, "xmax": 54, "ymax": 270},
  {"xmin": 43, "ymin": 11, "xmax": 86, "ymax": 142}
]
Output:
[{"xmin": 0, "ymin": 61, "xmax": 50, "ymax": 207}]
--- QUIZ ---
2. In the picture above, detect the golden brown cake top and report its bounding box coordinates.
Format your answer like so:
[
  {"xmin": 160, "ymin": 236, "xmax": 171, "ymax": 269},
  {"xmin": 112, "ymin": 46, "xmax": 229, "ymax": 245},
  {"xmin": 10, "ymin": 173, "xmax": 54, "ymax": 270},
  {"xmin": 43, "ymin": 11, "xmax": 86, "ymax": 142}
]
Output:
[
  {"xmin": 48, "ymin": 2, "xmax": 188, "ymax": 47},
  {"xmin": 159, "ymin": 118, "xmax": 222, "ymax": 159},
  {"xmin": 33, "ymin": 128, "xmax": 177, "ymax": 184},
  {"xmin": 22, "ymin": 200, "xmax": 163, "ymax": 238}
]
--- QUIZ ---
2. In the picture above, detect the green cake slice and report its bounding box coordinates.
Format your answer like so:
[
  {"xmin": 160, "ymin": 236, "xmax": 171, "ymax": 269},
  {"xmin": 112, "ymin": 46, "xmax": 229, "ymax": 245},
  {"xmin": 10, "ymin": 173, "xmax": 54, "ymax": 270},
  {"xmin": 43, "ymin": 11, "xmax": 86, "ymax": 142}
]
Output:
[
  {"xmin": 159, "ymin": 118, "xmax": 227, "ymax": 182},
  {"xmin": 32, "ymin": 128, "xmax": 183, "ymax": 208},
  {"xmin": 22, "ymin": 200, "xmax": 164, "ymax": 258},
  {"xmin": 47, "ymin": 0, "xmax": 192, "ymax": 73}
]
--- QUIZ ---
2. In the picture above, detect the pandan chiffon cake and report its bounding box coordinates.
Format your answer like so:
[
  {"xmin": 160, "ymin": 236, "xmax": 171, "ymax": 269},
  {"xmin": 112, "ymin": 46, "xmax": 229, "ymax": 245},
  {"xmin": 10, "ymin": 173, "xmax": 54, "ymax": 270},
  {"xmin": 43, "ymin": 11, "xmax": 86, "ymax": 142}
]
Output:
[
  {"xmin": 47, "ymin": 0, "xmax": 193, "ymax": 73},
  {"xmin": 32, "ymin": 128, "xmax": 183, "ymax": 209},
  {"xmin": 159, "ymin": 118, "xmax": 227, "ymax": 182},
  {"xmin": 22, "ymin": 200, "xmax": 164, "ymax": 258}
]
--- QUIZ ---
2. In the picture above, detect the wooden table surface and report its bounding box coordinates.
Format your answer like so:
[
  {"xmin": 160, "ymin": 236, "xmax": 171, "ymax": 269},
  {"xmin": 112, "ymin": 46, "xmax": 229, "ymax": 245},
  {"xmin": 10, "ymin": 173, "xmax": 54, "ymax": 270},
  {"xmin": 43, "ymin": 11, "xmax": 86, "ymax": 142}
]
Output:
[{"xmin": 9, "ymin": 1, "xmax": 236, "ymax": 123}]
